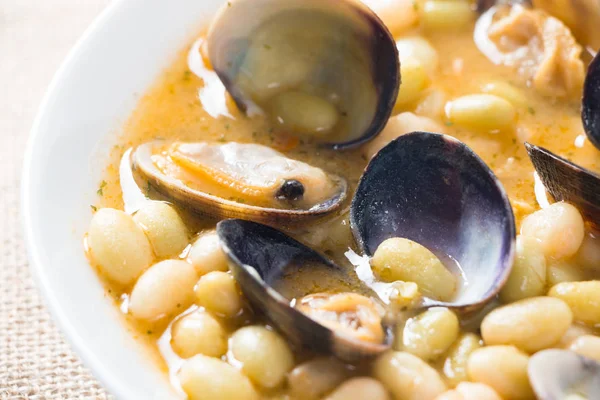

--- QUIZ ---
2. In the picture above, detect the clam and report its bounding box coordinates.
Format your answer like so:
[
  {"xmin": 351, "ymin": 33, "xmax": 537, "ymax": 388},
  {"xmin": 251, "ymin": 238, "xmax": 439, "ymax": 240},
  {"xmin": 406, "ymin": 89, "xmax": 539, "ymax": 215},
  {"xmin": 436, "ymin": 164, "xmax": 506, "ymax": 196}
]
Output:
[
  {"xmin": 206, "ymin": 0, "xmax": 400, "ymax": 149},
  {"xmin": 351, "ymin": 132, "xmax": 516, "ymax": 312},
  {"xmin": 525, "ymin": 143, "xmax": 600, "ymax": 230},
  {"xmin": 583, "ymin": 52, "xmax": 600, "ymax": 149},
  {"xmin": 131, "ymin": 141, "xmax": 347, "ymax": 225},
  {"xmin": 216, "ymin": 218, "xmax": 391, "ymax": 361},
  {"xmin": 528, "ymin": 349, "xmax": 600, "ymax": 399}
]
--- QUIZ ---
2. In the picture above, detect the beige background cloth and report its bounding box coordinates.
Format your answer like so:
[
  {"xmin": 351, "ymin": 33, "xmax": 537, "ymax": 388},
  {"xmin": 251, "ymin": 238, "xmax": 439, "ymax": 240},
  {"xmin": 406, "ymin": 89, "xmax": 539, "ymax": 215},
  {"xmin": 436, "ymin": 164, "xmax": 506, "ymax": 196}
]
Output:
[{"xmin": 0, "ymin": 0, "xmax": 113, "ymax": 398}]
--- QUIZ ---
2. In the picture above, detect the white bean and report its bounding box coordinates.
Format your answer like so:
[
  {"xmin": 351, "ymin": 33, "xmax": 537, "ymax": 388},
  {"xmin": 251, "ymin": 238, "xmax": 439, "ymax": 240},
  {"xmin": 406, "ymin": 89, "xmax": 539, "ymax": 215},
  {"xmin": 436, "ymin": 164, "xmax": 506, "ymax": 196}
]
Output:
[
  {"xmin": 364, "ymin": 112, "xmax": 445, "ymax": 158},
  {"xmin": 434, "ymin": 382, "xmax": 502, "ymax": 400},
  {"xmin": 480, "ymin": 81, "xmax": 528, "ymax": 108},
  {"xmin": 371, "ymin": 237, "xmax": 457, "ymax": 301},
  {"xmin": 188, "ymin": 230, "xmax": 229, "ymax": 275},
  {"xmin": 178, "ymin": 354, "xmax": 258, "ymax": 400},
  {"xmin": 442, "ymin": 333, "xmax": 482, "ymax": 387},
  {"xmin": 500, "ymin": 235, "xmax": 546, "ymax": 303},
  {"xmin": 415, "ymin": 89, "xmax": 448, "ymax": 119},
  {"xmin": 363, "ymin": 0, "xmax": 420, "ymax": 36},
  {"xmin": 325, "ymin": 377, "xmax": 390, "ymax": 400},
  {"xmin": 129, "ymin": 260, "xmax": 197, "ymax": 321},
  {"xmin": 195, "ymin": 271, "xmax": 243, "ymax": 318},
  {"xmin": 568, "ymin": 335, "xmax": 600, "ymax": 361},
  {"xmin": 481, "ymin": 296, "xmax": 572, "ymax": 353},
  {"xmin": 467, "ymin": 346, "xmax": 534, "ymax": 400},
  {"xmin": 546, "ymin": 259, "xmax": 586, "ymax": 286},
  {"xmin": 421, "ymin": 1, "xmax": 475, "ymax": 31},
  {"xmin": 87, "ymin": 208, "xmax": 153, "ymax": 285},
  {"xmin": 171, "ymin": 310, "xmax": 227, "ymax": 358},
  {"xmin": 230, "ymin": 326, "xmax": 294, "ymax": 389},
  {"xmin": 399, "ymin": 307, "xmax": 459, "ymax": 360},
  {"xmin": 556, "ymin": 324, "xmax": 594, "ymax": 348},
  {"xmin": 396, "ymin": 37, "xmax": 439, "ymax": 76},
  {"xmin": 133, "ymin": 201, "xmax": 188, "ymax": 258},
  {"xmin": 269, "ymin": 91, "xmax": 339, "ymax": 136},
  {"xmin": 389, "ymin": 281, "xmax": 422, "ymax": 311},
  {"xmin": 445, "ymin": 94, "xmax": 516, "ymax": 133},
  {"xmin": 575, "ymin": 231, "xmax": 600, "ymax": 272},
  {"xmin": 373, "ymin": 351, "xmax": 447, "ymax": 400},
  {"xmin": 394, "ymin": 58, "xmax": 430, "ymax": 111},
  {"xmin": 288, "ymin": 358, "xmax": 350, "ymax": 400},
  {"xmin": 549, "ymin": 281, "xmax": 600, "ymax": 326},
  {"xmin": 520, "ymin": 202, "xmax": 585, "ymax": 259}
]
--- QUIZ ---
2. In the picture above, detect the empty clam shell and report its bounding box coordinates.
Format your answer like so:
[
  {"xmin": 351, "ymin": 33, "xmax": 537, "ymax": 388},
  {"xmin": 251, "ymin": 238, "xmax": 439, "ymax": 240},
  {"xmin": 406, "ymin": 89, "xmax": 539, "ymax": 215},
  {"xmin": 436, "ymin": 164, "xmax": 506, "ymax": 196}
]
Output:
[
  {"xmin": 131, "ymin": 141, "xmax": 347, "ymax": 226},
  {"xmin": 525, "ymin": 142, "xmax": 600, "ymax": 230},
  {"xmin": 528, "ymin": 349, "xmax": 600, "ymax": 399},
  {"xmin": 351, "ymin": 132, "xmax": 516, "ymax": 312},
  {"xmin": 217, "ymin": 219, "xmax": 391, "ymax": 361},
  {"xmin": 206, "ymin": 0, "xmax": 400, "ymax": 149}
]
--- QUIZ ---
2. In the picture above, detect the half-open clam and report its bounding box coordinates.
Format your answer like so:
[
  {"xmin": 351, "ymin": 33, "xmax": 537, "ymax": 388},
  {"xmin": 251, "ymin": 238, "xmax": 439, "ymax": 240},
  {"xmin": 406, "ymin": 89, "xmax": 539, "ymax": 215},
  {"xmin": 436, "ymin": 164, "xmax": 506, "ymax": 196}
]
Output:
[
  {"xmin": 528, "ymin": 349, "xmax": 600, "ymax": 399},
  {"xmin": 206, "ymin": 0, "xmax": 400, "ymax": 149},
  {"xmin": 131, "ymin": 141, "xmax": 347, "ymax": 225},
  {"xmin": 217, "ymin": 218, "xmax": 391, "ymax": 362},
  {"xmin": 351, "ymin": 132, "xmax": 516, "ymax": 312}
]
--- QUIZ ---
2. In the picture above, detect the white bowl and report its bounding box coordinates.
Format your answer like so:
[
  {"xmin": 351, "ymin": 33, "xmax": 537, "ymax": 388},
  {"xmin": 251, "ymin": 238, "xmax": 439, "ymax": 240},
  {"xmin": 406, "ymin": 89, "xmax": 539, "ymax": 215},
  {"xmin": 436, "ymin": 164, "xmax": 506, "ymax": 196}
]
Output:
[{"xmin": 22, "ymin": 0, "xmax": 226, "ymax": 398}]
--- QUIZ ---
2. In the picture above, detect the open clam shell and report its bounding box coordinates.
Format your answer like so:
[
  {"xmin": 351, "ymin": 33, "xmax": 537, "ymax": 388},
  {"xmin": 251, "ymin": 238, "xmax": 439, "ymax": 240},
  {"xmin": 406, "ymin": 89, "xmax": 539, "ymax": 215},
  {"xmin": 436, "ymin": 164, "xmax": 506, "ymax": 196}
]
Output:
[
  {"xmin": 217, "ymin": 219, "xmax": 391, "ymax": 361},
  {"xmin": 528, "ymin": 349, "xmax": 600, "ymax": 399},
  {"xmin": 206, "ymin": 0, "xmax": 400, "ymax": 149},
  {"xmin": 131, "ymin": 141, "xmax": 347, "ymax": 226},
  {"xmin": 351, "ymin": 132, "xmax": 516, "ymax": 312},
  {"xmin": 583, "ymin": 52, "xmax": 600, "ymax": 150},
  {"xmin": 525, "ymin": 142, "xmax": 600, "ymax": 230}
]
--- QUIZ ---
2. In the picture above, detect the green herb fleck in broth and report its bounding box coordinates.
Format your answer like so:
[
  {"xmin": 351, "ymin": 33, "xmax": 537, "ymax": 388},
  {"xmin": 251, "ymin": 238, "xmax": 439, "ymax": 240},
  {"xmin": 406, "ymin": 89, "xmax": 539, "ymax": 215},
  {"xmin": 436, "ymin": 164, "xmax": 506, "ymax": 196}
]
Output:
[{"xmin": 97, "ymin": 180, "xmax": 107, "ymax": 196}]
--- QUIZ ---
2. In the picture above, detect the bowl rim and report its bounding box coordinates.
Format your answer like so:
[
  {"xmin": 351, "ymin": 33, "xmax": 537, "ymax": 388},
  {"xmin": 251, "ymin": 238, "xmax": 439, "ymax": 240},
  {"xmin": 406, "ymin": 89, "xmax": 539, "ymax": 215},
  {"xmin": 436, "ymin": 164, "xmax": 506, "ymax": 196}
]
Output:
[{"xmin": 21, "ymin": 0, "xmax": 136, "ymax": 397}]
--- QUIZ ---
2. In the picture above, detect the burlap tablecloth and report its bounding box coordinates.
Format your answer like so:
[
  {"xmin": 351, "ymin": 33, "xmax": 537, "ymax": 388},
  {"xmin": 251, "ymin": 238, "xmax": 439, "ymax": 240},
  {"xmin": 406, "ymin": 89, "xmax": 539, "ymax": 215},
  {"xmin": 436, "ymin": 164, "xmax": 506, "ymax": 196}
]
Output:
[{"xmin": 0, "ymin": 1, "xmax": 113, "ymax": 398}]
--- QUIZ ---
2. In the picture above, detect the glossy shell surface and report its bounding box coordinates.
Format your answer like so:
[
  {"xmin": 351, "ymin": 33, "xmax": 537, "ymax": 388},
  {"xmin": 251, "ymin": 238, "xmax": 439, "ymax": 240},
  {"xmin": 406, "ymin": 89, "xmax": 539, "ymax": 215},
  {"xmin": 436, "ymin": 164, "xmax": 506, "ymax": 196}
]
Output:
[
  {"xmin": 351, "ymin": 132, "xmax": 516, "ymax": 312},
  {"xmin": 207, "ymin": 0, "xmax": 400, "ymax": 149},
  {"xmin": 131, "ymin": 141, "xmax": 347, "ymax": 226},
  {"xmin": 217, "ymin": 219, "xmax": 390, "ymax": 361}
]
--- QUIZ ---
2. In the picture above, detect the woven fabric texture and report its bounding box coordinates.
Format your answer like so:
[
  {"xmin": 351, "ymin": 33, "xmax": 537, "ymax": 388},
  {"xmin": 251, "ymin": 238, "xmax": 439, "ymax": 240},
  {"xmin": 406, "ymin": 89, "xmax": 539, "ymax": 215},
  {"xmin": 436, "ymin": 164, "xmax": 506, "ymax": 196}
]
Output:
[{"xmin": 0, "ymin": 1, "xmax": 112, "ymax": 398}]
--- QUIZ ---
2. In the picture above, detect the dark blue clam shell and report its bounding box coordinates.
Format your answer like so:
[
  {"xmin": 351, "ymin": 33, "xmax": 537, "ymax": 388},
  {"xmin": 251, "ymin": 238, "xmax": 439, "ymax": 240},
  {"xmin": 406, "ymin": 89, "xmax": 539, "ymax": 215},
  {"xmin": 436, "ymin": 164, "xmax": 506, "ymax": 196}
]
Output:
[
  {"xmin": 351, "ymin": 132, "xmax": 516, "ymax": 311},
  {"xmin": 526, "ymin": 142, "xmax": 600, "ymax": 230},
  {"xmin": 207, "ymin": 0, "xmax": 400, "ymax": 150},
  {"xmin": 583, "ymin": 52, "xmax": 600, "ymax": 151},
  {"xmin": 216, "ymin": 219, "xmax": 390, "ymax": 361}
]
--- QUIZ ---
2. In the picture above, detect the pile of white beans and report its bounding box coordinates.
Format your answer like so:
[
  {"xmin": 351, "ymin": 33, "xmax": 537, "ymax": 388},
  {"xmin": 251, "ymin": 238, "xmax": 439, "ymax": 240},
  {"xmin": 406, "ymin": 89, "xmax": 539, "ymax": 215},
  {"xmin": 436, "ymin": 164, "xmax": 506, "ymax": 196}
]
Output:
[{"xmin": 86, "ymin": 198, "xmax": 600, "ymax": 400}]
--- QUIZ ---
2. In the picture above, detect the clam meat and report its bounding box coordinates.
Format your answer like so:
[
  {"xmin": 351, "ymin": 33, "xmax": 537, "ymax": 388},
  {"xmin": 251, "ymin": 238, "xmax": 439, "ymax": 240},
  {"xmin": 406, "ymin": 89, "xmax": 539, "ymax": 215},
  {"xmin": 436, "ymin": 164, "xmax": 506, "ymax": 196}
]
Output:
[
  {"xmin": 131, "ymin": 141, "xmax": 347, "ymax": 225},
  {"xmin": 217, "ymin": 218, "xmax": 390, "ymax": 361}
]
